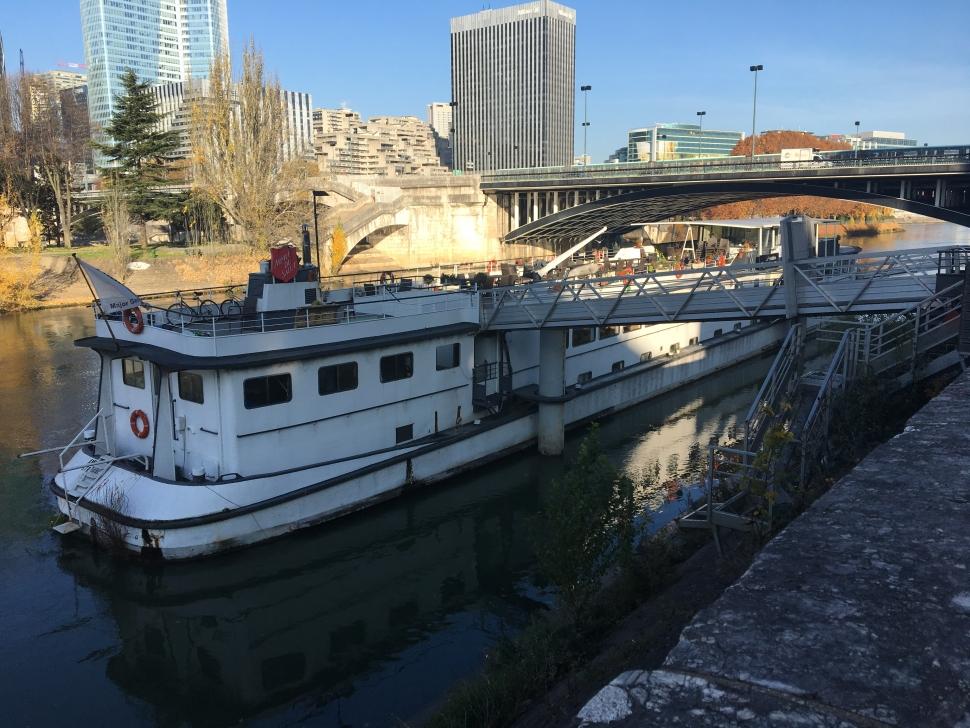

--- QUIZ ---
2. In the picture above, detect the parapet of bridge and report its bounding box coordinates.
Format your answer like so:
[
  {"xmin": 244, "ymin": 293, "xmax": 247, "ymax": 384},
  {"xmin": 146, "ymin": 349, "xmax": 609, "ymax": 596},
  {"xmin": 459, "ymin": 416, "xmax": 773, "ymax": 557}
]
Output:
[
  {"xmin": 576, "ymin": 368, "xmax": 970, "ymax": 727},
  {"xmin": 479, "ymin": 155, "xmax": 970, "ymax": 244}
]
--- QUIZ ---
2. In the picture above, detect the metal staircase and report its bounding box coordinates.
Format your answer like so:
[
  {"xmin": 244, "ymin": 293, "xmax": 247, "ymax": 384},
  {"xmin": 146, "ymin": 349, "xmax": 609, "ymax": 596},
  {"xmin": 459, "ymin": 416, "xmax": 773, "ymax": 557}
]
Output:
[{"xmin": 681, "ymin": 269, "xmax": 968, "ymax": 549}]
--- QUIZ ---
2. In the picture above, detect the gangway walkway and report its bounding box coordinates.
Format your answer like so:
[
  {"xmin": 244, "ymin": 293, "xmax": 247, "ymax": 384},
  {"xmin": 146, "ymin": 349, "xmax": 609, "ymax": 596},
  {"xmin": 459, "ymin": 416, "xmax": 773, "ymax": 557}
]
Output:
[{"xmin": 480, "ymin": 245, "xmax": 948, "ymax": 330}]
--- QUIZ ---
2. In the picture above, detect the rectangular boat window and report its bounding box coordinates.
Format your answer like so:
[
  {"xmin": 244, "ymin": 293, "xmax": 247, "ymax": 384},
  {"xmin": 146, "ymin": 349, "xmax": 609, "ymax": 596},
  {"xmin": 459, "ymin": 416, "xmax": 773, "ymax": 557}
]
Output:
[
  {"xmin": 122, "ymin": 358, "xmax": 145, "ymax": 389},
  {"xmin": 623, "ymin": 324, "xmax": 642, "ymax": 333},
  {"xmin": 396, "ymin": 423, "xmax": 414, "ymax": 443},
  {"xmin": 599, "ymin": 326, "xmax": 619, "ymax": 339},
  {"xmin": 612, "ymin": 361, "xmax": 625, "ymax": 373},
  {"xmin": 244, "ymin": 373, "xmax": 292, "ymax": 409},
  {"xmin": 380, "ymin": 352, "xmax": 413, "ymax": 382},
  {"xmin": 577, "ymin": 371, "xmax": 592, "ymax": 385},
  {"xmin": 178, "ymin": 371, "xmax": 204, "ymax": 404},
  {"xmin": 571, "ymin": 327, "xmax": 595, "ymax": 347},
  {"xmin": 640, "ymin": 352, "xmax": 653, "ymax": 362},
  {"xmin": 435, "ymin": 343, "xmax": 460, "ymax": 371},
  {"xmin": 714, "ymin": 328, "xmax": 723, "ymax": 337},
  {"xmin": 318, "ymin": 362, "xmax": 358, "ymax": 395}
]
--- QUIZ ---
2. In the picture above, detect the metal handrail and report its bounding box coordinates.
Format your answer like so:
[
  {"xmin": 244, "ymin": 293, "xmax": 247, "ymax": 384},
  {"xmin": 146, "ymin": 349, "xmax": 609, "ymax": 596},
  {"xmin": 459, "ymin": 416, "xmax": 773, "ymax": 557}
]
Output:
[
  {"xmin": 744, "ymin": 324, "xmax": 801, "ymax": 452},
  {"xmin": 483, "ymin": 245, "xmax": 950, "ymax": 330}
]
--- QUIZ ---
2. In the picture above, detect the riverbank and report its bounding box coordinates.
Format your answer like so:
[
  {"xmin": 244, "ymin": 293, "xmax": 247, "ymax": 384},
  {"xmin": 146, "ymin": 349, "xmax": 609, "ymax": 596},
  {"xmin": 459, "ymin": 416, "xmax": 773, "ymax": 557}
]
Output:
[
  {"xmin": 0, "ymin": 244, "xmax": 260, "ymax": 312},
  {"xmin": 841, "ymin": 219, "xmax": 904, "ymax": 237},
  {"xmin": 575, "ymin": 367, "xmax": 970, "ymax": 726},
  {"xmin": 425, "ymin": 368, "xmax": 956, "ymax": 728}
]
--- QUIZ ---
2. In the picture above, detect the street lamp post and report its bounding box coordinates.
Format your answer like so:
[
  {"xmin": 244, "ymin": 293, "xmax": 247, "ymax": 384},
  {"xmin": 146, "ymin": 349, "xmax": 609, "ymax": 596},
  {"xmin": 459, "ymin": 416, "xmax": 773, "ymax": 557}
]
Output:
[
  {"xmin": 581, "ymin": 84, "xmax": 592, "ymax": 165},
  {"xmin": 449, "ymin": 100, "xmax": 458, "ymax": 172},
  {"xmin": 696, "ymin": 110, "xmax": 706, "ymax": 158},
  {"xmin": 749, "ymin": 64, "xmax": 763, "ymax": 162}
]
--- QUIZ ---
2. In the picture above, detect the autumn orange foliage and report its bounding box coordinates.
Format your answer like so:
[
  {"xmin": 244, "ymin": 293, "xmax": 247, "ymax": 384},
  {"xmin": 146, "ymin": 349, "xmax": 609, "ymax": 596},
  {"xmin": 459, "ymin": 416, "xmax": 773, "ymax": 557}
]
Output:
[{"xmin": 699, "ymin": 131, "xmax": 891, "ymax": 221}]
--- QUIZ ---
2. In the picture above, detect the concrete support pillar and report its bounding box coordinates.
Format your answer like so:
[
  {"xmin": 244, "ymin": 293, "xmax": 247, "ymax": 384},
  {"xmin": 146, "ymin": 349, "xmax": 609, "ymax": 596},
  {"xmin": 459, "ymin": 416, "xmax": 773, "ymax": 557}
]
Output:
[
  {"xmin": 552, "ymin": 192, "xmax": 559, "ymax": 214},
  {"xmin": 865, "ymin": 180, "xmax": 874, "ymax": 194},
  {"xmin": 935, "ymin": 178, "xmax": 947, "ymax": 207},
  {"xmin": 595, "ymin": 189, "xmax": 602, "ymax": 201},
  {"xmin": 900, "ymin": 179, "xmax": 908, "ymax": 200},
  {"xmin": 512, "ymin": 192, "xmax": 520, "ymax": 228},
  {"xmin": 780, "ymin": 215, "xmax": 813, "ymax": 320},
  {"xmin": 537, "ymin": 329, "xmax": 566, "ymax": 456},
  {"xmin": 531, "ymin": 192, "xmax": 538, "ymax": 223}
]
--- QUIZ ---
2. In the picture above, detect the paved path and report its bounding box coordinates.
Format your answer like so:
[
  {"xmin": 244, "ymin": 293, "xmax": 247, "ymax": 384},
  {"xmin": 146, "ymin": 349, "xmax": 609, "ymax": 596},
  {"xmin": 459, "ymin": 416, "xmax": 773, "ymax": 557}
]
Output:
[{"xmin": 577, "ymin": 370, "xmax": 970, "ymax": 727}]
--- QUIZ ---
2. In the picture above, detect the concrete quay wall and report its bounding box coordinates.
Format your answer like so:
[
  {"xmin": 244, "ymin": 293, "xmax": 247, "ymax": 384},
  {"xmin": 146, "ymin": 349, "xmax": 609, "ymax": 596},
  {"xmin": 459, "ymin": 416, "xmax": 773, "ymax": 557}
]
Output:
[{"xmin": 577, "ymin": 369, "xmax": 970, "ymax": 727}]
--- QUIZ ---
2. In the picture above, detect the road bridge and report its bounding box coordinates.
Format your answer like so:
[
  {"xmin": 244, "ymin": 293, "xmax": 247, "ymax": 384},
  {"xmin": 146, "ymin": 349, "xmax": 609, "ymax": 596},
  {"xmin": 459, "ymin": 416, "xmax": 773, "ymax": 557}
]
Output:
[{"xmin": 478, "ymin": 153, "xmax": 970, "ymax": 243}]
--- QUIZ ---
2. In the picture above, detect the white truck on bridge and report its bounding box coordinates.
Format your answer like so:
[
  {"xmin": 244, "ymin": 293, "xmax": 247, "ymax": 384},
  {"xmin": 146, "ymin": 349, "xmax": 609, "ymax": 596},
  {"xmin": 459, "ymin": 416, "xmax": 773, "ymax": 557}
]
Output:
[{"xmin": 780, "ymin": 148, "xmax": 826, "ymax": 168}]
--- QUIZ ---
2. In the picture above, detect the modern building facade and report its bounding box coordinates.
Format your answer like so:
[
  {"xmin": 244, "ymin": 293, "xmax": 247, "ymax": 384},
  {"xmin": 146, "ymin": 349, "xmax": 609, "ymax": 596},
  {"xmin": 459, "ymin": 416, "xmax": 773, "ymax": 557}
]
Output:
[
  {"xmin": 627, "ymin": 123, "xmax": 744, "ymax": 162},
  {"xmin": 313, "ymin": 108, "xmax": 446, "ymax": 176},
  {"xmin": 36, "ymin": 70, "xmax": 88, "ymax": 93},
  {"xmin": 153, "ymin": 80, "xmax": 313, "ymax": 162},
  {"xmin": 825, "ymin": 130, "xmax": 919, "ymax": 151},
  {"xmin": 80, "ymin": 0, "xmax": 228, "ymax": 140},
  {"xmin": 450, "ymin": 0, "xmax": 576, "ymax": 171}
]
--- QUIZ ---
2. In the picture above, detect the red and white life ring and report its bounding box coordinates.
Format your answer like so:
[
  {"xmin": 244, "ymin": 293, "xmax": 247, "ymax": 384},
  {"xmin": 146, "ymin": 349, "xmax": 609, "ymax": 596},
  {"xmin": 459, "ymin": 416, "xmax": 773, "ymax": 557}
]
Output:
[
  {"xmin": 675, "ymin": 261, "xmax": 685, "ymax": 279},
  {"xmin": 123, "ymin": 307, "xmax": 144, "ymax": 334},
  {"xmin": 130, "ymin": 409, "xmax": 150, "ymax": 439}
]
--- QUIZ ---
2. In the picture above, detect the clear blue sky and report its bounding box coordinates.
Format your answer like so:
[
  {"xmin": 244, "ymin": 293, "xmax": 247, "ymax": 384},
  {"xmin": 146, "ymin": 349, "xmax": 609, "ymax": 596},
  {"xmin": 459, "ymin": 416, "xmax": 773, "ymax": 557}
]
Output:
[{"xmin": 5, "ymin": 0, "xmax": 970, "ymax": 161}]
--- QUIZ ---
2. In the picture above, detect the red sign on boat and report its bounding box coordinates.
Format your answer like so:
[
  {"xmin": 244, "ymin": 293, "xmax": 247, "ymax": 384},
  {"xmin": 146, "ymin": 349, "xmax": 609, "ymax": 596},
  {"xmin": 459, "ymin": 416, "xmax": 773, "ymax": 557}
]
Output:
[{"xmin": 270, "ymin": 246, "xmax": 300, "ymax": 282}]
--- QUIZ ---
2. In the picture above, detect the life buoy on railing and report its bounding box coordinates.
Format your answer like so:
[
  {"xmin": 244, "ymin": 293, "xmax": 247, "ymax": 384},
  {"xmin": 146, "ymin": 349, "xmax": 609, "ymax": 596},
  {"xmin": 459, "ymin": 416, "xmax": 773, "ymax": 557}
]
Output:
[
  {"xmin": 379, "ymin": 270, "xmax": 395, "ymax": 285},
  {"xmin": 123, "ymin": 307, "xmax": 144, "ymax": 334},
  {"xmin": 675, "ymin": 261, "xmax": 685, "ymax": 279},
  {"xmin": 486, "ymin": 259, "xmax": 498, "ymax": 274},
  {"xmin": 130, "ymin": 409, "xmax": 150, "ymax": 439},
  {"xmin": 717, "ymin": 253, "xmax": 727, "ymax": 267}
]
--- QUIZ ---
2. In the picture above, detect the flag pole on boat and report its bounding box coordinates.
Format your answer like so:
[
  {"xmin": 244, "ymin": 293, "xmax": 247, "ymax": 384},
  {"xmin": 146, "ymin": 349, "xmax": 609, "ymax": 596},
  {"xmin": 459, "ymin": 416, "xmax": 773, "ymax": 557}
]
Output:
[{"xmin": 73, "ymin": 253, "xmax": 132, "ymax": 352}]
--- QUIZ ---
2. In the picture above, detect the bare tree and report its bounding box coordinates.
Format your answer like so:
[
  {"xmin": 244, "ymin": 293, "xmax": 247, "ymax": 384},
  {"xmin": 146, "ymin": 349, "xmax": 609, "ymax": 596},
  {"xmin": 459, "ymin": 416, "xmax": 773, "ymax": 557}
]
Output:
[
  {"xmin": 189, "ymin": 41, "xmax": 308, "ymax": 248},
  {"xmin": 101, "ymin": 175, "xmax": 131, "ymax": 278},
  {"xmin": 30, "ymin": 76, "xmax": 89, "ymax": 248}
]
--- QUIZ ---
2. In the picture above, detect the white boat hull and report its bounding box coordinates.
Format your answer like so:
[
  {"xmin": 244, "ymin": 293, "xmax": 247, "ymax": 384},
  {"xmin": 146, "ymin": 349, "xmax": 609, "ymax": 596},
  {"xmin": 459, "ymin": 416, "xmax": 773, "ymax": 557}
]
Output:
[{"xmin": 53, "ymin": 321, "xmax": 787, "ymax": 559}]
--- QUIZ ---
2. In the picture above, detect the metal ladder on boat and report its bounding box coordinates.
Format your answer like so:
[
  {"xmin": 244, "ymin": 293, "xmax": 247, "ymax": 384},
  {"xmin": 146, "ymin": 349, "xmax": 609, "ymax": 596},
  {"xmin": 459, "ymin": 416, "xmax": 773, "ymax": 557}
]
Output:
[{"xmin": 54, "ymin": 457, "xmax": 113, "ymax": 534}]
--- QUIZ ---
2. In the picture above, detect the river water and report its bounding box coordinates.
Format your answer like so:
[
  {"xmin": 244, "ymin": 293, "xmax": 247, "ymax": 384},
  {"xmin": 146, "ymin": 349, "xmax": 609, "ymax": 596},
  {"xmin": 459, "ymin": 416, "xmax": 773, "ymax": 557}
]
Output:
[{"xmin": 1, "ymin": 222, "xmax": 965, "ymax": 726}]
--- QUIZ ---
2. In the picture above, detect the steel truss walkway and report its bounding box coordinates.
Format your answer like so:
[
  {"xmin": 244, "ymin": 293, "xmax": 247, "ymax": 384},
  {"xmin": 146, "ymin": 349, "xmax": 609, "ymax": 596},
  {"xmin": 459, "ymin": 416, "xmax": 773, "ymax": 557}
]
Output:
[{"xmin": 480, "ymin": 245, "xmax": 954, "ymax": 330}]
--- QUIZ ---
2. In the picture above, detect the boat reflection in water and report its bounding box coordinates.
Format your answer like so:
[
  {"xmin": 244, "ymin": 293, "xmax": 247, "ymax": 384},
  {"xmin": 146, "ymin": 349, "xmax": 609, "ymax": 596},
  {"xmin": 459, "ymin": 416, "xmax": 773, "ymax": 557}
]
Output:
[{"xmin": 54, "ymin": 350, "xmax": 774, "ymax": 726}]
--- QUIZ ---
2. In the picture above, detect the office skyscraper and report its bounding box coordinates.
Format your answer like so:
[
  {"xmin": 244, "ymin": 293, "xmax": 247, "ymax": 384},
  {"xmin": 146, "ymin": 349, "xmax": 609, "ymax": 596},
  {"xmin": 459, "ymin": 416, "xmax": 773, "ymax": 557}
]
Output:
[
  {"xmin": 80, "ymin": 0, "xmax": 229, "ymax": 137},
  {"xmin": 450, "ymin": 0, "xmax": 575, "ymax": 172}
]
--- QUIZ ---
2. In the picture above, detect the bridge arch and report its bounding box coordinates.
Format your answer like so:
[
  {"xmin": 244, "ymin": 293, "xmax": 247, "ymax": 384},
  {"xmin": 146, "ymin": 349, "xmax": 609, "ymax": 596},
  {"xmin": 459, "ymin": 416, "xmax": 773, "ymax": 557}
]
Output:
[{"xmin": 503, "ymin": 182, "xmax": 970, "ymax": 243}]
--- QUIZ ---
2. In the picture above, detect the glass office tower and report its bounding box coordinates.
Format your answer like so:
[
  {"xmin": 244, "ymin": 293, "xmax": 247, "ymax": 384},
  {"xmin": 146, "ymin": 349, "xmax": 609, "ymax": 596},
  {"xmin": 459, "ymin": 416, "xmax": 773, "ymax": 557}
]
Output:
[
  {"xmin": 627, "ymin": 123, "xmax": 744, "ymax": 162},
  {"xmin": 80, "ymin": 0, "xmax": 228, "ymax": 138}
]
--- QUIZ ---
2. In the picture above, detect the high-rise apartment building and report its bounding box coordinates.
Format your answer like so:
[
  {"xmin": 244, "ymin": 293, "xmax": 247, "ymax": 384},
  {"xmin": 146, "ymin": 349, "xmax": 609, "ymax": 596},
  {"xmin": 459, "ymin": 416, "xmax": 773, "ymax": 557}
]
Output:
[
  {"xmin": 36, "ymin": 70, "xmax": 88, "ymax": 93},
  {"xmin": 80, "ymin": 0, "xmax": 228, "ymax": 138},
  {"xmin": 450, "ymin": 0, "xmax": 576, "ymax": 172},
  {"xmin": 313, "ymin": 108, "xmax": 447, "ymax": 176},
  {"xmin": 426, "ymin": 102, "xmax": 453, "ymax": 141}
]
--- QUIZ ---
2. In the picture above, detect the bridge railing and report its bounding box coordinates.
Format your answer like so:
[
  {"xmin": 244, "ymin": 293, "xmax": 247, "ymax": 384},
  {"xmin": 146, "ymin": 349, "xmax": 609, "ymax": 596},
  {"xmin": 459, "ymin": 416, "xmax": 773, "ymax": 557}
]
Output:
[
  {"xmin": 481, "ymin": 245, "xmax": 949, "ymax": 329},
  {"xmin": 480, "ymin": 153, "xmax": 969, "ymax": 185}
]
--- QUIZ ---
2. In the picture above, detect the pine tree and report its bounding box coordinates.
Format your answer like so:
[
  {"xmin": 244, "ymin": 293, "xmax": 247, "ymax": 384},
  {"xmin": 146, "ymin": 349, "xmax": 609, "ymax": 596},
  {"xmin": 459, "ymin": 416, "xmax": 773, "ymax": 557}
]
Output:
[{"xmin": 96, "ymin": 68, "xmax": 183, "ymax": 247}]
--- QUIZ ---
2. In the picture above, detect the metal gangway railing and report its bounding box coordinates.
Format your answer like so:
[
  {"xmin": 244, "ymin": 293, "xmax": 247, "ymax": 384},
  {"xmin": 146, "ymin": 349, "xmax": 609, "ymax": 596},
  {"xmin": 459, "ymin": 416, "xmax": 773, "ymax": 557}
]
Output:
[
  {"xmin": 481, "ymin": 245, "xmax": 947, "ymax": 330},
  {"xmin": 742, "ymin": 323, "xmax": 803, "ymax": 454},
  {"xmin": 683, "ymin": 275, "xmax": 967, "ymax": 546}
]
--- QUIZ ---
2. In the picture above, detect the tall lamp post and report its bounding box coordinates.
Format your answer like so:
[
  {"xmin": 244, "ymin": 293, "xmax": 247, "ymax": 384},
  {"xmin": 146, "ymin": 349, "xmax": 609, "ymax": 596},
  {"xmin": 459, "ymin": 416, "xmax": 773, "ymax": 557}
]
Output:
[
  {"xmin": 449, "ymin": 100, "xmax": 458, "ymax": 172},
  {"xmin": 696, "ymin": 110, "xmax": 706, "ymax": 158},
  {"xmin": 581, "ymin": 84, "xmax": 592, "ymax": 165},
  {"xmin": 749, "ymin": 64, "xmax": 763, "ymax": 162}
]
